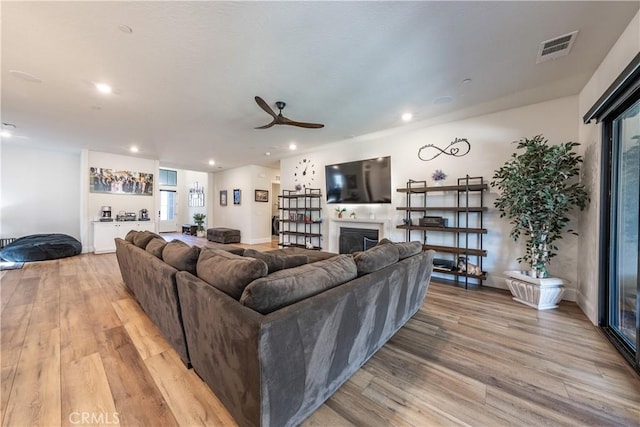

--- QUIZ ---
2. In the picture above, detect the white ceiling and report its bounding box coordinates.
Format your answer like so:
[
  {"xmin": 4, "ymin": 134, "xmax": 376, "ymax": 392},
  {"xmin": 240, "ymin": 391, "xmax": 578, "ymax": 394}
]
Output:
[{"xmin": 2, "ymin": 1, "xmax": 638, "ymax": 172}]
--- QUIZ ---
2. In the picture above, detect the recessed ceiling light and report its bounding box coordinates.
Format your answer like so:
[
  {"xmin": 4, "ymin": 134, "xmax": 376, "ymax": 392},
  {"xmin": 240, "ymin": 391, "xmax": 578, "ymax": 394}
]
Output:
[
  {"xmin": 118, "ymin": 24, "xmax": 133, "ymax": 34},
  {"xmin": 9, "ymin": 70, "xmax": 42, "ymax": 83},
  {"xmin": 1, "ymin": 130, "xmax": 12, "ymax": 138},
  {"xmin": 265, "ymin": 152, "xmax": 271, "ymax": 156},
  {"xmin": 433, "ymin": 96, "xmax": 454, "ymax": 105},
  {"xmin": 208, "ymin": 160, "xmax": 215, "ymax": 165},
  {"xmin": 401, "ymin": 112, "xmax": 413, "ymax": 122},
  {"xmin": 462, "ymin": 78, "xmax": 472, "ymax": 84},
  {"xmin": 289, "ymin": 143, "xmax": 297, "ymax": 150},
  {"xmin": 130, "ymin": 146, "xmax": 139, "ymax": 153},
  {"xmin": 95, "ymin": 83, "xmax": 112, "ymax": 94}
]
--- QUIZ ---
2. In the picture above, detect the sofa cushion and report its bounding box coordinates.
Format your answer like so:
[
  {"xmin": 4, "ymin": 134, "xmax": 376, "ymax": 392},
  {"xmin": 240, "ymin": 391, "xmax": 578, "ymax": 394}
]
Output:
[
  {"xmin": 197, "ymin": 248, "xmax": 268, "ymax": 300},
  {"xmin": 243, "ymin": 249, "xmax": 308, "ymax": 274},
  {"xmin": 376, "ymin": 238, "xmax": 423, "ymax": 260},
  {"xmin": 133, "ymin": 230, "xmax": 163, "ymax": 249},
  {"xmin": 162, "ymin": 240, "xmax": 200, "ymax": 275},
  {"xmin": 204, "ymin": 242, "xmax": 245, "ymax": 256},
  {"xmin": 145, "ymin": 237, "xmax": 167, "ymax": 259},
  {"xmin": 353, "ymin": 243, "xmax": 399, "ymax": 275},
  {"xmin": 124, "ymin": 230, "xmax": 138, "ymax": 243},
  {"xmin": 263, "ymin": 247, "xmax": 336, "ymax": 264},
  {"xmin": 240, "ymin": 254, "xmax": 357, "ymax": 314}
]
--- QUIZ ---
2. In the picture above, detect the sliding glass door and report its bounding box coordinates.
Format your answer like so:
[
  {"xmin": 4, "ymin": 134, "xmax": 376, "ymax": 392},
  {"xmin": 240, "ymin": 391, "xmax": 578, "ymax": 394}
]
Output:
[{"xmin": 605, "ymin": 97, "xmax": 639, "ymax": 370}]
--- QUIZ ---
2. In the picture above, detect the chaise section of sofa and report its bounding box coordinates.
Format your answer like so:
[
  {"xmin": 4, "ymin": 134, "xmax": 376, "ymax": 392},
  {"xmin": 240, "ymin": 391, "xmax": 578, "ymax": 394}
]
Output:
[
  {"xmin": 176, "ymin": 248, "xmax": 435, "ymax": 427},
  {"xmin": 115, "ymin": 237, "xmax": 191, "ymax": 367}
]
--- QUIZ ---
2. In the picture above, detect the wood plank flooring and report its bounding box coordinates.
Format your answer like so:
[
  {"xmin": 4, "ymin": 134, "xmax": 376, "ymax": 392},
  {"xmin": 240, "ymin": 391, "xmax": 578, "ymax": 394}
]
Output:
[{"xmin": 1, "ymin": 235, "xmax": 639, "ymax": 426}]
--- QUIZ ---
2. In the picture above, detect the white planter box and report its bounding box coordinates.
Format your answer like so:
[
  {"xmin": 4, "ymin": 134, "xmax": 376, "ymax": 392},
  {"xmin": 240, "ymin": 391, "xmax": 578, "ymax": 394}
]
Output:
[{"xmin": 504, "ymin": 270, "xmax": 567, "ymax": 310}]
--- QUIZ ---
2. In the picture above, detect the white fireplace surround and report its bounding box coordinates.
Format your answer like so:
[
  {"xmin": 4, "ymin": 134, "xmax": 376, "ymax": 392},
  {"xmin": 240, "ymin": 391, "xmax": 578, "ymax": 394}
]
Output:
[{"xmin": 328, "ymin": 218, "xmax": 390, "ymax": 253}]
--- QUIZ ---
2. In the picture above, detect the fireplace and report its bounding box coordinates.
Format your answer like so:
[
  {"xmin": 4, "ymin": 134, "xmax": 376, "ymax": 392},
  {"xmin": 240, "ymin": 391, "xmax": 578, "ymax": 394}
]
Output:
[{"xmin": 339, "ymin": 227, "xmax": 379, "ymax": 254}]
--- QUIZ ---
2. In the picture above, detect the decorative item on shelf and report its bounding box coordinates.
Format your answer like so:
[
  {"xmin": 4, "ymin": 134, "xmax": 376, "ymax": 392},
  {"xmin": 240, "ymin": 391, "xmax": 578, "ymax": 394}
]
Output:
[
  {"xmin": 349, "ymin": 212, "xmax": 356, "ymax": 219},
  {"xmin": 305, "ymin": 240, "xmax": 313, "ymax": 249},
  {"xmin": 193, "ymin": 213, "xmax": 206, "ymax": 237},
  {"xmin": 431, "ymin": 169, "xmax": 447, "ymax": 186},
  {"xmin": 457, "ymin": 257, "xmax": 482, "ymax": 276},
  {"xmin": 419, "ymin": 216, "xmax": 447, "ymax": 227},
  {"xmin": 188, "ymin": 182, "xmax": 205, "ymax": 207},
  {"xmin": 402, "ymin": 218, "xmax": 412, "ymax": 226},
  {"xmin": 418, "ymin": 137, "xmax": 471, "ymax": 161},
  {"xmin": 335, "ymin": 207, "xmax": 346, "ymax": 218},
  {"xmin": 294, "ymin": 183, "xmax": 302, "ymax": 193},
  {"xmin": 313, "ymin": 217, "xmax": 323, "ymax": 223},
  {"xmin": 492, "ymin": 135, "xmax": 589, "ymax": 309}
]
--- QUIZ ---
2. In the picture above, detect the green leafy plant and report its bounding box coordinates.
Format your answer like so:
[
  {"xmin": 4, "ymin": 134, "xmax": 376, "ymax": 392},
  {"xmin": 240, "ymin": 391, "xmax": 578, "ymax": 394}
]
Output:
[
  {"xmin": 491, "ymin": 135, "xmax": 589, "ymax": 278},
  {"xmin": 193, "ymin": 213, "xmax": 206, "ymax": 232}
]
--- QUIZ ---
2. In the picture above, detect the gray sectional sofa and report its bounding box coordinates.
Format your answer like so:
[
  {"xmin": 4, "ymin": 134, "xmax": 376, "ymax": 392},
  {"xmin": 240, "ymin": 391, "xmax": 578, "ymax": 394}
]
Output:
[{"xmin": 115, "ymin": 231, "xmax": 435, "ymax": 427}]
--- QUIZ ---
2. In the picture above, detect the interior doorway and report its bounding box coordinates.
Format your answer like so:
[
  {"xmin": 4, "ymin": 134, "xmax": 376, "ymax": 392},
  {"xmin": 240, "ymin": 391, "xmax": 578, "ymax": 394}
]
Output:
[{"xmin": 159, "ymin": 189, "xmax": 178, "ymax": 232}]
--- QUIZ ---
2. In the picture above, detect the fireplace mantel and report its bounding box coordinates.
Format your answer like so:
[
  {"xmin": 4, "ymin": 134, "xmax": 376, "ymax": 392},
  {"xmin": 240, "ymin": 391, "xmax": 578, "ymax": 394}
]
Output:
[{"xmin": 328, "ymin": 218, "xmax": 390, "ymax": 253}]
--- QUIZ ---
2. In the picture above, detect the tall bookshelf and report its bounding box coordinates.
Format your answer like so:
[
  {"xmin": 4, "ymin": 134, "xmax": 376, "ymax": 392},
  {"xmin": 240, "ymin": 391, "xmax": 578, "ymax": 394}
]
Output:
[
  {"xmin": 396, "ymin": 175, "xmax": 487, "ymax": 288},
  {"xmin": 278, "ymin": 188, "xmax": 323, "ymax": 250}
]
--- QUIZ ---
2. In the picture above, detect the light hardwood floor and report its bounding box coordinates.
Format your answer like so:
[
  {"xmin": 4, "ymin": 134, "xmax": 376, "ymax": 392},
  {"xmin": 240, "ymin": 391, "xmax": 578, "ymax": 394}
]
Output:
[{"xmin": 1, "ymin": 236, "xmax": 639, "ymax": 426}]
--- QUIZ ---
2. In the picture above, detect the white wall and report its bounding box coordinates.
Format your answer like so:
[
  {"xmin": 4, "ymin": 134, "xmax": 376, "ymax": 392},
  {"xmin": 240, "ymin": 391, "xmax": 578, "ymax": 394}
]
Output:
[
  {"xmin": 1, "ymin": 143, "xmax": 81, "ymax": 239},
  {"xmin": 577, "ymin": 10, "xmax": 640, "ymax": 324},
  {"xmin": 281, "ymin": 96, "xmax": 580, "ymax": 297},
  {"xmin": 212, "ymin": 165, "xmax": 279, "ymax": 244},
  {"xmin": 83, "ymin": 150, "xmax": 157, "ymax": 250}
]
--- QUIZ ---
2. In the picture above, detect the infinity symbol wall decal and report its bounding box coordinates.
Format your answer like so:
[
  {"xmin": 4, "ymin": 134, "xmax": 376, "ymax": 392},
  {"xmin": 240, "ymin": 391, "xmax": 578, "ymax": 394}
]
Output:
[{"xmin": 417, "ymin": 137, "xmax": 471, "ymax": 161}]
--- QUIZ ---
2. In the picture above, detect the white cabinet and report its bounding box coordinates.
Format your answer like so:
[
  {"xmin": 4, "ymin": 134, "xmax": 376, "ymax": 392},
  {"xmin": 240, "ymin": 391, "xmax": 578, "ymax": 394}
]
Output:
[{"xmin": 93, "ymin": 221, "xmax": 155, "ymax": 254}]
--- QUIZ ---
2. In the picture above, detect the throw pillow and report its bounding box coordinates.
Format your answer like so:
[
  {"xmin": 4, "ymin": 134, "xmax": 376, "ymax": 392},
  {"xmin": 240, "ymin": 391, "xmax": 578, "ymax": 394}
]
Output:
[
  {"xmin": 162, "ymin": 240, "xmax": 200, "ymax": 275},
  {"xmin": 145, "ymin": 237, "xmax": 166, "ymax": 259},
  {"xmin": 240, "ymin": 254, "xmax": 357, "ymax": 314},
  {"xmin": 243, "ymin": 249, "xmax": 308, "ymax": 274},
  {"xmin": 197, "ymin": 248, "xmax": 268, "ymax": 300},
  {"xmin": 353, "ymin": 243, "xmax": 399, "ymax": 275},
  {"xmin": 376, "ymin": 238, "xmax": 393, "ymax": 246}
]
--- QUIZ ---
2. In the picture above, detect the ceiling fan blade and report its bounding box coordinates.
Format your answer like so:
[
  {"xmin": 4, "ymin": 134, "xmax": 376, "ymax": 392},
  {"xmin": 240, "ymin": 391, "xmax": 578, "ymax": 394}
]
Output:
[
  {"xmin": 254, "ymin": 120, "xmax": 277, "ymax": 129},
  {"xmin": 254, "ymin": 96, "xmax": 277, "ymax": 118},
  {"xmin": 280, "ymin": 116, "xmax": 324, "ymax": 128}
]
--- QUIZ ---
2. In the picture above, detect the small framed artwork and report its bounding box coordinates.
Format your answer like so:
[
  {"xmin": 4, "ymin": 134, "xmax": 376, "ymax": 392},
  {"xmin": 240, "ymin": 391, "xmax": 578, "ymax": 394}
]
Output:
[
  {"xmin": 233, "ymin": 189, "xmax": 241, "ymax": 205},
  {"xmin": 220, "ymin": 190, "xmax": 227, "ymax": 206},
  {"xmin": 296, "ymin": 213, "xmax": 304, "ymax": 222},
  {"xmin": 255, "ymin": 189, "xmax": 268, "ymax": 202}
]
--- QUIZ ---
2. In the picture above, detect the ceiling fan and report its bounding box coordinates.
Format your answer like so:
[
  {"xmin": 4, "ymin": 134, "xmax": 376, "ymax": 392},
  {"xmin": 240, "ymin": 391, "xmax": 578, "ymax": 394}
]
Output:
[{"xmin": 254, "ymin": 96, "xmax": 324, "ymax": 129}]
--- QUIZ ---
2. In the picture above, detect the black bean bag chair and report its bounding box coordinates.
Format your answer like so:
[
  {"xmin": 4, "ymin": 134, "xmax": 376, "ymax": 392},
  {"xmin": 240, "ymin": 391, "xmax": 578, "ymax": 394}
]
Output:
[{"xmin": 0, "ymin": 234, "xmax": 82, "ymax": 262}]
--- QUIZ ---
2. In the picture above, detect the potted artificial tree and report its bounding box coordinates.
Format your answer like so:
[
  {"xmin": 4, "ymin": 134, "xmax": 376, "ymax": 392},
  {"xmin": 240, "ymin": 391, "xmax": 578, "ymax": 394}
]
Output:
[
  {"xmin": 193, "ymin": 213, "xmax": 206, "ymax": 237},
  {"xmin": 491, "ymin": 135, "xmax": 589, "ymax": 309}
]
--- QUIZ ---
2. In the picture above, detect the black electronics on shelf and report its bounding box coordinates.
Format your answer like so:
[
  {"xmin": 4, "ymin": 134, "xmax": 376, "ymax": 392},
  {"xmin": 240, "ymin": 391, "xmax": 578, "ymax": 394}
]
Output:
[
  {"xmin": 396, "ymin": 175, "xmax": 487, "ymax": 288},
  {"xmin": 278, "ymin": 188, "xmax": 323, "ymax": 250}
]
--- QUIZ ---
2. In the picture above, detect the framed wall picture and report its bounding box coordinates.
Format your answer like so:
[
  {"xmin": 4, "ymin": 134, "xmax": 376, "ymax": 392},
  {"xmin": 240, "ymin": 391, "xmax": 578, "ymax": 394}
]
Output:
[
  {"xmin": 89, "ymin": 167, "xmax": 154, "ymax": 195},
  {"xmin": 255, "ymin": 189, "xmax": 268, "ymax": 202},
  {"xmin": 233, "ymin": 189, "xmax": 241, "ymax": 205},
  {"xmin": 220, "ymin": 190, "xmax": 227, "ymax": 206}
]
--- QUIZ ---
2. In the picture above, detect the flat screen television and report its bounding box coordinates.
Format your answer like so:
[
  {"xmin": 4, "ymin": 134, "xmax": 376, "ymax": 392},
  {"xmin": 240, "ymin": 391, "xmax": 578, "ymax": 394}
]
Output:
[{"xmin": 325, "ymin": 156, "xmax": 392, "ymax": 204}]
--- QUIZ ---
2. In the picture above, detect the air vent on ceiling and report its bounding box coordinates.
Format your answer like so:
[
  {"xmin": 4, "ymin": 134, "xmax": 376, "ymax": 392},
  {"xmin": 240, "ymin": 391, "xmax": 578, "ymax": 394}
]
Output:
[{"xmin": 536, "ymin": 30, "xmax": 578, "ymax": 63}]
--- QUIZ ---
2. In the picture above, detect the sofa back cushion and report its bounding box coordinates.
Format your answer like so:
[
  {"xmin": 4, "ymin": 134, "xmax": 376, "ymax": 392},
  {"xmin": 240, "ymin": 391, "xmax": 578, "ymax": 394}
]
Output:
[
  {"xmin": 240, "ymin": 254, "xmax": 357, "ymax": 314},
  {"xmin": 162, "ymin": 240, "xmax": 200, "ymax": 275},
  {"xmin": 353, "ymin": 243, "xmax": 399, "ymax": 275},
  {"xmin": 377, "ymin": 238, "xmax": 423, "ymax": 260},
  {"xmin": 145, "ymin": 237, "xmax": 167, "ymax": 259},
  {"xmin": 124, "ymin": 230, "xmax": 137, "ymax": 243},
  {"xmin": 133, "ymin": 230, "xmax": 163, "ymax": 249},
  {"xmin": 243, "ymin": 249, "xmax": 308, "ymax": 274},
  {"xmin": 197, "ymin": 248, "xmax": 268, "ymax": 300}
]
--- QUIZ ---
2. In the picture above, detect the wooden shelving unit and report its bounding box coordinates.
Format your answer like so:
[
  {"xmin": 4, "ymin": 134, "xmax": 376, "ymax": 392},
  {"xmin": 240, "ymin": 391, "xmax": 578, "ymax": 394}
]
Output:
[
  {"xmin": 278, "ymin": 188, "xmax": 323, "ymax": 250},
  {"xmin": 396, "ymin": 175, "xmax": 487, "ymax": 288}
]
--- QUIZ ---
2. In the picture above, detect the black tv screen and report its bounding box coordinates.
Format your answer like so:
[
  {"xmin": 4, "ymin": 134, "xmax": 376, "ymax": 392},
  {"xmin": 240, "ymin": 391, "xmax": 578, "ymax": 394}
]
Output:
[{"xmin": 325, "ymin": 156, "xmax": 392, "ymax": 204}]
